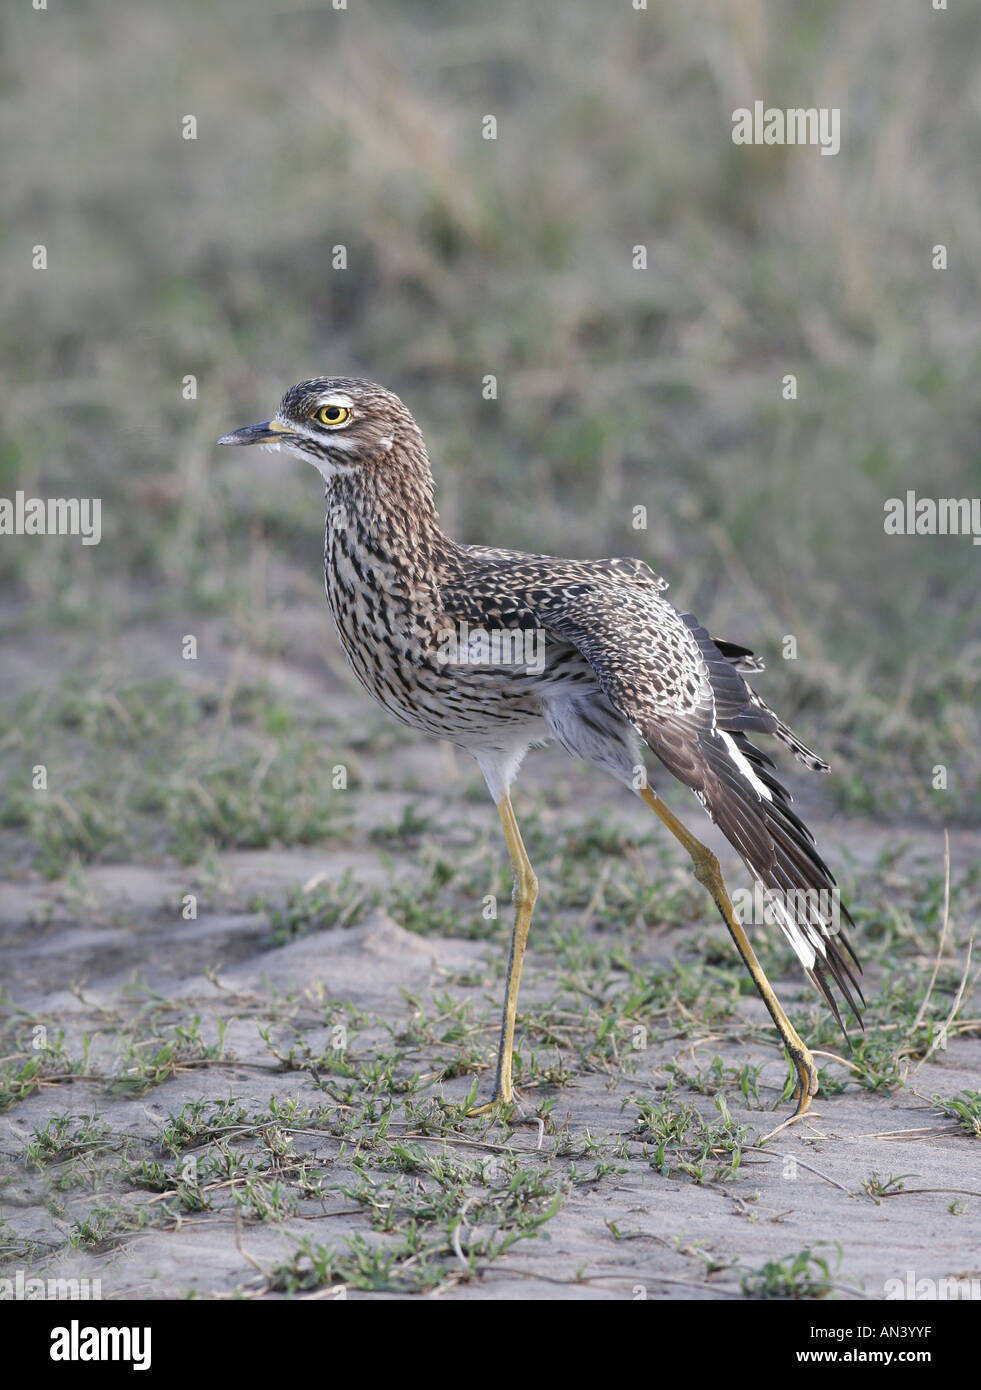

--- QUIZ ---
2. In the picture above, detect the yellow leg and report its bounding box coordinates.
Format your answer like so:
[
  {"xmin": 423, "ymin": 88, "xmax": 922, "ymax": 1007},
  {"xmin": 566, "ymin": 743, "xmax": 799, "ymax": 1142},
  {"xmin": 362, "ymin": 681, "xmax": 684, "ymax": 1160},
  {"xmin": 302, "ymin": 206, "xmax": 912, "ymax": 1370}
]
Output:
[
  {"xmin": 639, "ymin": 785, "xmax": 818, "ymax": 1118},
  {"xmin": 468, "ymin": 795, "xmax": 538, "ymax": 1114}
]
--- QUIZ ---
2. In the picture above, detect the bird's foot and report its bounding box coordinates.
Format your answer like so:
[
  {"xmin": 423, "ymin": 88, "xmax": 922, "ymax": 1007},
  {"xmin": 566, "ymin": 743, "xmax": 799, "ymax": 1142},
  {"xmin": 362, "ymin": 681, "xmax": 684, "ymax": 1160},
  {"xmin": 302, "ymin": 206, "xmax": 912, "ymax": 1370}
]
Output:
[
  {"xmin": 759, "ymin": 1048, "xmax": 819, "ymax": 1141},
  {"xmin": 789, "ymin": 1048, "xmax": 819, "ymax": 1113},
  {"xmin": 466, "ymin": 1087, "xmax": 517, "ymax": 1119},
  {"xmin": 466, "ymin": 1085, "xmax": 536, "ymax": 1119},
  {"xmin": 466, "ymin": 1091, "xmax": 544, "ymax": 1148},
  {"xmin": 466, "ymin": 1095, "xmax": 506, "ymax": 1118}
]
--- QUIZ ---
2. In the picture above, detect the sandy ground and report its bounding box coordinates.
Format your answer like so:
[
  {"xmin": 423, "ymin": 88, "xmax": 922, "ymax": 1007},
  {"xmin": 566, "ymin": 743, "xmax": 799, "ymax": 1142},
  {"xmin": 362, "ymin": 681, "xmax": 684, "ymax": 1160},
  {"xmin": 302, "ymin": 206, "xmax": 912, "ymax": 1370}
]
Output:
[
  {"xmin": 1, "ymin": 608, "xmax": 978, "ymax": 1300},
  {"xmin": 1, "ymin": 790, "xmax": 978, "ymax": 1302}
]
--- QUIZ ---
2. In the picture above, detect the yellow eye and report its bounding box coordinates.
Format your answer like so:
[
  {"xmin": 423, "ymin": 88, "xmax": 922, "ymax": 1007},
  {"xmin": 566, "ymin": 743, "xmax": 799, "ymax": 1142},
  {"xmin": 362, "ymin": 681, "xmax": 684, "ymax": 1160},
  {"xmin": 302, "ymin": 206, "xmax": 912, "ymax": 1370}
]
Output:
[{"xmin": 315, "ymin": 405, "xmax": 351, "ymax": 427}]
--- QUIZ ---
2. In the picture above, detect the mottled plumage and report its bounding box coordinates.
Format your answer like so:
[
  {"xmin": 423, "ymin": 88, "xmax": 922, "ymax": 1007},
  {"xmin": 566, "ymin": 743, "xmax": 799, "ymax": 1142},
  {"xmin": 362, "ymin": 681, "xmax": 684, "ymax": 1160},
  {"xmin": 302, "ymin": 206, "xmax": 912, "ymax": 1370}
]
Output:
[{"xmin": 220, "ymin": 377, "xmax": 863, "ymax": 1120}]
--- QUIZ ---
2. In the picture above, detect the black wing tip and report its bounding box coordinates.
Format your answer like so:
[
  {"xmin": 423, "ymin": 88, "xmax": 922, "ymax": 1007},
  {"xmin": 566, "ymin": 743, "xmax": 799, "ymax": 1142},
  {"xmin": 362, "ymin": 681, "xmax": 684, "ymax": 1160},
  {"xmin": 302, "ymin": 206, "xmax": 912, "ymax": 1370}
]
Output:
[
  {"xmin": 704, "ymin": 729, "xmax": 865, "ymax": 1033},
  {"xmin": 808, "ymin": 953, "xmax": 865, "ymax": 1038}
]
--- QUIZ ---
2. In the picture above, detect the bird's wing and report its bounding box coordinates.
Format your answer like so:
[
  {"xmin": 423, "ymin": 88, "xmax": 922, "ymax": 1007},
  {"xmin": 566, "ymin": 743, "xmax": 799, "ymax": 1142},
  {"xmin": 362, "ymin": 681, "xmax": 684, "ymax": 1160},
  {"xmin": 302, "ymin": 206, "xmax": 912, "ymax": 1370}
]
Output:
[{"xmin": 515, "ymin": 569, "xmax": 863, "ymax": 1028}]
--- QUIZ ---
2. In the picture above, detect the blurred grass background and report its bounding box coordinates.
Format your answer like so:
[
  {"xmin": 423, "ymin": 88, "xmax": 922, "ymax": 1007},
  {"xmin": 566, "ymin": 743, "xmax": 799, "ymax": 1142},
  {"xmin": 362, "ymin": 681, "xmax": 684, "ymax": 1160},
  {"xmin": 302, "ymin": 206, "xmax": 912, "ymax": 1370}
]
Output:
[{"xmin": 1, "ymin": 0, "xmax": 980, "ymax": 877}]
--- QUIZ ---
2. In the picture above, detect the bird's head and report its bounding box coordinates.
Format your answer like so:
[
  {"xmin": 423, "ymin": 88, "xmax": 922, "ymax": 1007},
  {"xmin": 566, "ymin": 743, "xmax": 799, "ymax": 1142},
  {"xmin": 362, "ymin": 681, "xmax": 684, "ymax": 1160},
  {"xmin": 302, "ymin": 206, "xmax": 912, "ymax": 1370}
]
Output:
[{"xmin": 218, "ymin": 377, "xmax": 429, "ymax": 485}]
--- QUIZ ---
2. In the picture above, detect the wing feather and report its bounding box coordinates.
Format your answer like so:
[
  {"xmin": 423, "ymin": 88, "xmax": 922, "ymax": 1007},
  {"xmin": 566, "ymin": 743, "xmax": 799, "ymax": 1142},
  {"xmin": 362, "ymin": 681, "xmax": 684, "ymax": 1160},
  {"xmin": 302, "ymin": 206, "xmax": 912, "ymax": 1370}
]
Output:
[{"xmin": 515, "ymin": 566, "xmax": 863, "ymax": 1029}]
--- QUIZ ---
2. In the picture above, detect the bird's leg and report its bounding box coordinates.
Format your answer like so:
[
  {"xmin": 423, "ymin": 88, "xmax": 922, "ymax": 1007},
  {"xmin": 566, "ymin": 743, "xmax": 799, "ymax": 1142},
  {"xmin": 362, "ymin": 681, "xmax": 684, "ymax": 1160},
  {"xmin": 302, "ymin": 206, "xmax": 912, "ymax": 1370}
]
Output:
[
  {"xmin": 639, "ymin": 786, "xmax": 818, "ymax": 1119},
  {"xmin": 468, "ymin": 795, "xmax": 538, "ymax": 1116}
]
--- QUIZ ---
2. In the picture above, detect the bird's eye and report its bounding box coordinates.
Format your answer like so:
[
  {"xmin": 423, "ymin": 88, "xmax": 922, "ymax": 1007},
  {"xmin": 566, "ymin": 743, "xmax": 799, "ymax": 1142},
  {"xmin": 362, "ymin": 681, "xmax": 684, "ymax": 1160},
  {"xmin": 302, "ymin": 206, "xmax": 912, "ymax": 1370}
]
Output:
[{"xmin": 315, "ymin": 405, "xmax": 352, "ymax": 427}]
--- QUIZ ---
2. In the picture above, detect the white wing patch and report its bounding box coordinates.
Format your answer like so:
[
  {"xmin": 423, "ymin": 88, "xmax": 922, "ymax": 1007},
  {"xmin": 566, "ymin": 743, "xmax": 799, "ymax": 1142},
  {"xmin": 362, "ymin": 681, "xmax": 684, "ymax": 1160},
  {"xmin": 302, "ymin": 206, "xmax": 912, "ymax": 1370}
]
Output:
[
  {"xmin": 743, "ymin": 865, "xmax": 817, "ymax": 971},
  {"xmin": 719, "ymin": 730, "xmax": 773, "ymax": 803}
]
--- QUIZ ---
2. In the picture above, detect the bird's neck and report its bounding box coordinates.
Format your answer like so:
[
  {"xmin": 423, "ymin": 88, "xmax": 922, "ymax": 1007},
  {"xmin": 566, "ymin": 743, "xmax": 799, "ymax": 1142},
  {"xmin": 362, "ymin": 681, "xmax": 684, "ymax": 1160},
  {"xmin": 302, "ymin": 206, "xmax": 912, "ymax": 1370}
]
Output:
[{"xmin": 323, "ymin": 461, "xmax": 450, "ymax": 582}]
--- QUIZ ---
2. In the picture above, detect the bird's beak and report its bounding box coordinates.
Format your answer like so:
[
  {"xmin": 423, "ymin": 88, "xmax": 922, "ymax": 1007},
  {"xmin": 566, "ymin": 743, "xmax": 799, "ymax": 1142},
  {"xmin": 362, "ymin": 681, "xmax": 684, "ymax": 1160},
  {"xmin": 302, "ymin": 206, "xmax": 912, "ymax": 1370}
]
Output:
[{"xmin": 217, "ymin": 418, "xmax": 291, "ymax": 447}]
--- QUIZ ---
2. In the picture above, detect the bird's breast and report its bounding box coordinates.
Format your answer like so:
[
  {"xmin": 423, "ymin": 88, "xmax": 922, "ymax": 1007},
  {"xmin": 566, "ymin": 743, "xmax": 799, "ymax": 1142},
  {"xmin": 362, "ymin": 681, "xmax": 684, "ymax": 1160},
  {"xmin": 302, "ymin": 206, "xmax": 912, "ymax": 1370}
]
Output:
[{"xmin": 322, "ymin": 520, "xmax": 598, "ymax": 739}]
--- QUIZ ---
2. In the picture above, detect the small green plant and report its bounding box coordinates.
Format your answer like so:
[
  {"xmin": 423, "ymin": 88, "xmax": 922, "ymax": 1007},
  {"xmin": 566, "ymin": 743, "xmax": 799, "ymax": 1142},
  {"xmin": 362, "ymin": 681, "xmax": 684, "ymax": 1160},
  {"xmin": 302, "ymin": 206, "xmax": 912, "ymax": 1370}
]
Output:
[
  {"xmin": 933, "ymin": 1090, "xmax": 981, "ymax": 1138},
  {"xmin": 25, "ymin": 1112, "xmax": 116, "ymax": 1169},
  {"xmin": 862, "ymin": 1172, "xmax": 915, "ymax": 1202},
  {"xmin": 263, "ymin": 871, "xmax": 378, "ymax": 944},
  {"xmin": 665, "ymin": 1056, "xmax": 763, "ymax": 1107},
  {"xmin": 632, "ymin": 1093, "xmax": 746, "ymax": 1184},
  {"xmin": 741, "ymin": 1245, "xmax": 841, "ymax": 1299}
]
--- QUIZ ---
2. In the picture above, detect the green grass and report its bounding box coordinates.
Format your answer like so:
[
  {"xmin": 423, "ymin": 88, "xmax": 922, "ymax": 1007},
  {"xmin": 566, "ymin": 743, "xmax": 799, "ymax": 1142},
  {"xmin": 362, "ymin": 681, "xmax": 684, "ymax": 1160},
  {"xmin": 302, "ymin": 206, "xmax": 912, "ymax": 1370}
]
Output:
[
  {"xmin": 261, "ymin": 871, "xmax": 380, "ymax": 945},
  {"xmin": 0, "ymin": 832, "xmax": 976, "ymax": 1296},
  {"xmin": 0, "ymin": 674, "xmax": 354, "ymax": 875},
  {"xmin": 1, "ymin": 0, "xmax": 980, "ymax": 826},
  {"xmin": 631, "ymin": 1093, "xmax": 748, "ymax": 1184},
  {"xmin": 741, "ymin": 1245, "xmax": 842, "ymax": 1300},
  {"xmin": 933, "ymin": 1090, "xmax": 981, "ymax": 1139}
]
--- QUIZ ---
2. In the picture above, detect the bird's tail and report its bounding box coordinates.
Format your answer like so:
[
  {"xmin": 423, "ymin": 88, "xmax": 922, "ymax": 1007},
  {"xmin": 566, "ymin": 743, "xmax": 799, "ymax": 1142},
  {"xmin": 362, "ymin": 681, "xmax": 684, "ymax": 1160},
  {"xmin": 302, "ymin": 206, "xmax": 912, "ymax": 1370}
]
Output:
[
  {"xmin": 712, "ymin": 638, "xmax": 830, "ymax": 772},
  {"xmin": 696, "ymin": 729, "xmax": 863, "ymax": 1032},
  {"xmin": 768, "ymin": 717, "xmax": 829, "ymax": 774}
]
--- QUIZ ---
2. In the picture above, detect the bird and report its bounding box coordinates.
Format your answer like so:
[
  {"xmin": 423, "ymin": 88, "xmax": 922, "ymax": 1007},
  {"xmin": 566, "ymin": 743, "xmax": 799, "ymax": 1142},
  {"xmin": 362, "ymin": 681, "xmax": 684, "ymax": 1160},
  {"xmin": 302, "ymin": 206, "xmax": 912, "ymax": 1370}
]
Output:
[{"xmin": 219, "ymin": 377, "xmax": 863, "ymax": 1121}]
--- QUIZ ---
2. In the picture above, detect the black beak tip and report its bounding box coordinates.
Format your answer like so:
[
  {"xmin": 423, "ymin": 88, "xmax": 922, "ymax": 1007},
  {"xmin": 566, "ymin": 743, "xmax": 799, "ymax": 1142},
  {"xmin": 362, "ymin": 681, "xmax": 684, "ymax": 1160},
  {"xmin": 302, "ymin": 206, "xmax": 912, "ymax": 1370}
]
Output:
[{"xmin": 217, "ymin": 422, "xmax": 278, "ymax": 447}]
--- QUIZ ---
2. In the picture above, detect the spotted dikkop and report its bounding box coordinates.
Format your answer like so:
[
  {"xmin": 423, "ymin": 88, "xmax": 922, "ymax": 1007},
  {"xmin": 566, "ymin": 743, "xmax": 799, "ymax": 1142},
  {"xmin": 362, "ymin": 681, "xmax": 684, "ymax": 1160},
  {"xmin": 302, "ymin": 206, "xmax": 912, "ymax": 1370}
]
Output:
[{"xmin": 219, "ymin": 378, "xmax": 863, "ymax": 1120}]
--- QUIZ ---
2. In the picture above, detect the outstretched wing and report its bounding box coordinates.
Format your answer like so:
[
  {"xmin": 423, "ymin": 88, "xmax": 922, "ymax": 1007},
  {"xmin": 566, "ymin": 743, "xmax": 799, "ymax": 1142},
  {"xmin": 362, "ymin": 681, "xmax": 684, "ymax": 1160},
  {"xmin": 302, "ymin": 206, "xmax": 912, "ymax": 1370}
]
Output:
[{"xmin": 522, "ymin": 568, "xmax": 863, "ymax": 1028}]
